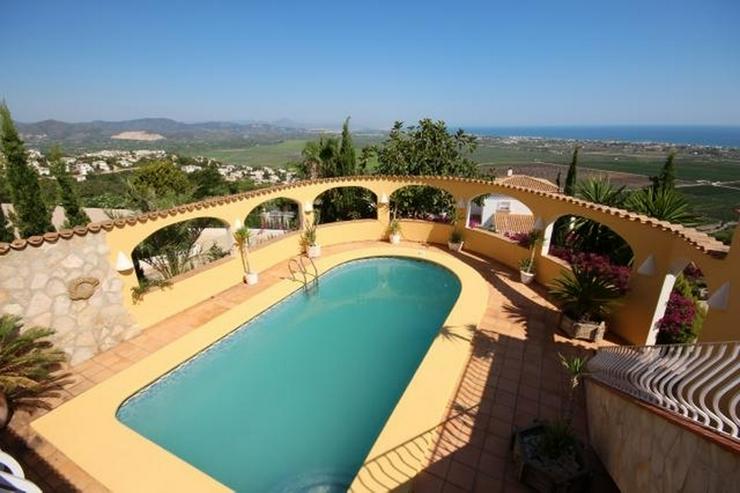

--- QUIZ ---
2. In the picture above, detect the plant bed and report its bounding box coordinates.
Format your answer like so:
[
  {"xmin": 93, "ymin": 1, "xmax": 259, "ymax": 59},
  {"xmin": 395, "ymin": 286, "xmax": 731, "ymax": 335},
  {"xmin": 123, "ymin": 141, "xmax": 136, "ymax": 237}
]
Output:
[
  {"xmin": 511, "ymin": 422, "xmax": 590, "ymax": 493},
  {"xmin": 559, "ymin": 314, "xmax": 605, "ymax": 342}
]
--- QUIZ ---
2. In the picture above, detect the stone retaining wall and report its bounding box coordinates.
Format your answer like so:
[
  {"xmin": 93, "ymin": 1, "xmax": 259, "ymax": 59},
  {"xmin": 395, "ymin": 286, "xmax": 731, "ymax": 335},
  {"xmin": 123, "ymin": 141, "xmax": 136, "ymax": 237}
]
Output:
[
  {"xmin": 0, "ymin": 233, "xmax": 138, "ymax": 365},
  {"xmin": 585, "ymin": 380, "xmax": 739, "ymax": 493}
]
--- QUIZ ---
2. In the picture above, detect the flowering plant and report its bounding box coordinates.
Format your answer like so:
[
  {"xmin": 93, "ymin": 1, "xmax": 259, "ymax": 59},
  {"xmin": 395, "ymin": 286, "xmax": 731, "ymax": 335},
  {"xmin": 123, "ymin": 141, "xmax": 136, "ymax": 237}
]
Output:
[{"xmin": 656, "ymin": 292, "xmax": 697, "ymax": 343}]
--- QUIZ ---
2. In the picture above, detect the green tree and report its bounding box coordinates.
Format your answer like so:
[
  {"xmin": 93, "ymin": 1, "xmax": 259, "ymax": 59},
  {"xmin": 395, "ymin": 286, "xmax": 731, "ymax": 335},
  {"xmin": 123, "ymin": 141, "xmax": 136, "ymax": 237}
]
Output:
[
  {"xmin": 48, "ymin": 145, "xmax": 90, "ymax": 228},
  {"xmin": 563, "ymin": 145, "xmax": 580, "ymax": 196},
  {"xmin": 188, "ymin": 163, "xmax": 230, "ymax": 200},
  {"xmin": 376, "ymin": 119, "xmax": 478, "ymax": 218},
  {"xmin": 651, "ymin": 151, "xmax": 677, "ymax": 192},
  {"xmin": 338, "ymin": 117, "xmax": 357, "ymax": 176},
  {"xmin": 298, "ymin": 119, "xmax": 374, "ymax": 222},
  {"xmin": 129, "ymin": 159, "xmax": 192, "ymax": 208},
  {"xmin": 0, "ymin": 103, "xmax": 54, "ymax": 237}
]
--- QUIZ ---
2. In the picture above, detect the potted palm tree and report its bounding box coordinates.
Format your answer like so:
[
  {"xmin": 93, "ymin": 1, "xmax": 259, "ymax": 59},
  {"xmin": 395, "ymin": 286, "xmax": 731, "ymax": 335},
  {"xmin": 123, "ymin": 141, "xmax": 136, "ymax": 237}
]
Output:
[
  {"xmin": 233, "ymin": 225, "xmax": 258, "ymax": 285},
  {"xmin": 511, "ymin": 354, "xmax": 590, "ymax": 492},
  {"xmin": 0, "ymin": 315, "xmax": 70, "ymax": 430},
  {"xmin": 301, "ymin": 223, "xmax": 320, "ymax": 258},
  {"xmin": 388, "ymin": 218, "xmax": 402, "ymax": 245},
  {"xmin": 549, "ymin": 266, "xmax": 622, "ymax": 341},
  {"xmin": 519, "ymin": 230, "xmax": 544, "ymax": 285},
  {"xmin": 448, "ymin": 228, "xmax": 464, "ymax": 251}
]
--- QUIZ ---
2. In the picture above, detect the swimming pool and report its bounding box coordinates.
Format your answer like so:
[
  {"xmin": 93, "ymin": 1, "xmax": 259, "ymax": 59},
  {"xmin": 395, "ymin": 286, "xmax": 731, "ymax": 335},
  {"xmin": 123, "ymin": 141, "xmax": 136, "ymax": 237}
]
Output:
[{"xmin": 117, "ymin": 257, "xmax": 461, "ymax": 492}]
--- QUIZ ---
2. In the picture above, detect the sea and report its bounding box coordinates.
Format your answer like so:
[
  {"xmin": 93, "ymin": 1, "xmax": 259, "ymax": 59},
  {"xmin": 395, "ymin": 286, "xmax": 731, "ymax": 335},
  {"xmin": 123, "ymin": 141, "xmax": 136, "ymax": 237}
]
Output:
[{"xmin": 461, "ymin": 125, "xmax": 740, "ymax": 148}]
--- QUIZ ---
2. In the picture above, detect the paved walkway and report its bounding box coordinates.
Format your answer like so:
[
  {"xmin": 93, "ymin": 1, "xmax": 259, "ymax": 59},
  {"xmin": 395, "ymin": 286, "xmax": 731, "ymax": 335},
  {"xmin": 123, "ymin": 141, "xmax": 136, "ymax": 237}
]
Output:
[{"xmin": 1, "ymin": 241, "xmax": 619, "ymax": 492}]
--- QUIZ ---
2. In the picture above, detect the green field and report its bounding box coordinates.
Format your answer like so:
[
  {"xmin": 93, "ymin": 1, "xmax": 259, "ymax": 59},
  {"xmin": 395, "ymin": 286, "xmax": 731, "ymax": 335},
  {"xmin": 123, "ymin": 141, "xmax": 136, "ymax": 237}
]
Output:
[
  {"xmin": 473, "ymin": 142, "xmax": 740, "ymax": 182},
  {"xmin": 201, "ymin": 139, "xmax": 309, "ymax": 167},
  {"xmin": 680, "ymin": 186, "xmax": 740, "ymax": 223}
]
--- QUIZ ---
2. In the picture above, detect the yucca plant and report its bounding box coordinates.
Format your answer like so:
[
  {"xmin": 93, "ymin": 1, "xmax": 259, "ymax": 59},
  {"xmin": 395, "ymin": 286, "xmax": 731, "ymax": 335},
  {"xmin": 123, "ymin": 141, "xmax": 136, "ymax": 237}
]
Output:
[
  {"xmin": 549, "ymin": 265, "xmax": 622, "ymax": 322},
  {"xmin": 0, "ymin": 315, "xmax": 70, "ymax": 428},
  {"xmin": 300, "ymin": 223, "xmax": 318, "ymax": 249},
  {"xmin": 559, "ymin": 353, "xmax": 588, "ymax": 423},
  {"xmin": 233, "ymin": 225, "xmax": 253, "ymax": 275},
  {"xmin": 388, "ymin": 218, "xmax": 402, "ymax": 235}
]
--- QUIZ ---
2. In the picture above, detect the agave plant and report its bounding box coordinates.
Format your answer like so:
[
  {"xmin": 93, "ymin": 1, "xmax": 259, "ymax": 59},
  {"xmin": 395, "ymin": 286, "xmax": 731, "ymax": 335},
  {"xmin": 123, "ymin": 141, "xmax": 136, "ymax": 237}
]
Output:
[
  {"xmin": 625, "ymin": 187, "xmax": 694, "ymax": 224},
  {"xmin": 549, "ymin": 265, "xmax": 622, "ymax": 322},
  {"xmin": 0, "ymin": 315, "xmax": 70, "ymax": 427}
]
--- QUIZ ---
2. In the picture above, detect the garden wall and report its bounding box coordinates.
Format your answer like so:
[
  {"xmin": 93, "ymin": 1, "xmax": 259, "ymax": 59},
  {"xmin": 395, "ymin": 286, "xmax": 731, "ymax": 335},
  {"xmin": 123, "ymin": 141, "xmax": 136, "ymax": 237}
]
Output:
[
  {"xmin": 0, "ymin": 233, "xmax": 138, "ymax": 365},
  {"xmin": 585, "ymin": 380, "xmax": 740, "ymax": 493}
]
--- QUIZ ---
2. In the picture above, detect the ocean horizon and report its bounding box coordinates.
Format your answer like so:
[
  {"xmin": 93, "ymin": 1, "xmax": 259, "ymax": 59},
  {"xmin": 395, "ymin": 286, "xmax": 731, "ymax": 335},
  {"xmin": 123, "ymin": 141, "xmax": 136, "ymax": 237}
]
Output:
[{"xmin": 459, "ymin": 125, "xmax": 740, "ymax": 148}]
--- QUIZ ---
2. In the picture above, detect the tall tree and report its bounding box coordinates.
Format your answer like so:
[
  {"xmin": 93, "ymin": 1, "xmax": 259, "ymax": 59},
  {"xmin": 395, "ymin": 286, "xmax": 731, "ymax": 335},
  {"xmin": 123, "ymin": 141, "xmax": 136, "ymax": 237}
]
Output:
[
  {"xmin": 650, "ymin": 151, "xmax": 677, "ymax": 192},
  {"xmin": 298, "ymin": 121, "xmax": 374, "ymax": 222},
  {"xmin": 376, "ymin": 119, "xmax": 478, "ymax": 218},
  {"xmin": 563, "ymin": 145, "xmax": 580, "ymax": 196},
  {"xmin": 0, "ymin": 103, "xmax": 54, "ymax": 237},
  {"xmin": 49, "ymin": 145, "xmax": 90, "ymax": 228},
  {"xmin": 337, "ymin": 117, "xmax": 357, "ymax": 176}
]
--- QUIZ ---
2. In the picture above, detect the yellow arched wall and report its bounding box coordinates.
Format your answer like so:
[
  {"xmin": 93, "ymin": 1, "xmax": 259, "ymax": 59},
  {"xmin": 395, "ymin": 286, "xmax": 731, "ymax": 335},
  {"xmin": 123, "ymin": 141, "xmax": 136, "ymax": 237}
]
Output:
[{"xmin": 102, "ymin": 176, "xmax": 738, "ymax": 344}]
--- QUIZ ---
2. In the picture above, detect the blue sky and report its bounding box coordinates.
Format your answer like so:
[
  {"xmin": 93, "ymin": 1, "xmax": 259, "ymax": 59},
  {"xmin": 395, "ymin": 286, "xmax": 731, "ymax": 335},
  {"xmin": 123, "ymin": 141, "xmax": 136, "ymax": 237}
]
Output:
[{"xmin": 1, "ymin": 0, "xmax": 739, "ymax": 127}]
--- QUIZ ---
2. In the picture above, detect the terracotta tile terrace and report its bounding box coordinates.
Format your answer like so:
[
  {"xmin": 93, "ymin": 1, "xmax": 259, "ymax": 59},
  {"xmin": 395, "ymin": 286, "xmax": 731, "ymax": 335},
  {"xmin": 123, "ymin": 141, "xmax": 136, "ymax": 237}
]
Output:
[{"xmin": 1, "ymin": 241, "xmax": 620, "ymax": 492}]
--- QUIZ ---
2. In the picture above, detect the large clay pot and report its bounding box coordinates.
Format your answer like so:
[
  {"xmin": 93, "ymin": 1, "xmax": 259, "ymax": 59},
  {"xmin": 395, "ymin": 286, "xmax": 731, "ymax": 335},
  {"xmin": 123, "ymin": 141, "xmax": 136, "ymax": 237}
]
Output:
[
  {"xmin": 559, "ymin": 314, "xmax": 606, "ymax": 342},
  {"xmin": 0, "ymin": 392, "xmax": 12, "ymax": 430}
]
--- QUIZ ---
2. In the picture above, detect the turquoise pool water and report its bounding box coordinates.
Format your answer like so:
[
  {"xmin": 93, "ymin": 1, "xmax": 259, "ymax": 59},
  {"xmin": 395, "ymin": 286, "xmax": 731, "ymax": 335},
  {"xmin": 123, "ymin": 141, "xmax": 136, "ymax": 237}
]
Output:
[{"xmin": 117, "ymin": 257, "xmax": 461, "ymax": 492}]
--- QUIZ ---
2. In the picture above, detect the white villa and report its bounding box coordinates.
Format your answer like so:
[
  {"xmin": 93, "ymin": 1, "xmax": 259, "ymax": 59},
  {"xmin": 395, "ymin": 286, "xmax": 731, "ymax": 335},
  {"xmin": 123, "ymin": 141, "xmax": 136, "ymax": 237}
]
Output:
[{"xmin": 468, "ymin": 171, "xmax": 560, "ymax": 234}]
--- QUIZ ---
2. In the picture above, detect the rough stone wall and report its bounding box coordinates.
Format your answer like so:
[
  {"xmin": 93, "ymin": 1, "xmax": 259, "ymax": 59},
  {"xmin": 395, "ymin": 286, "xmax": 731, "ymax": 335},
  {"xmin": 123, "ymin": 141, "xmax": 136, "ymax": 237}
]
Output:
[
  {"xmin": 585, "ymin": 380, "xmax": 740, "ymax": 493},
  {"xmin": 0, "ymin": 233, "xmax": 138, "ymax": 365}
]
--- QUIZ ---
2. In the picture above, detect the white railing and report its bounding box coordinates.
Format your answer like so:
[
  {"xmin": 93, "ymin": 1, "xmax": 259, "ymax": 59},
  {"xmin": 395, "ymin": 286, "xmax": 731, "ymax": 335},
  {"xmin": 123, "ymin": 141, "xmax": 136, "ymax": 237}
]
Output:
[
  {"xmin": 587, "ymin": 341, "xmax": 739, "ymax": 441},
  {"xmin": 0, "ymin": 448, "xmax": 41, "ymax": 492}
]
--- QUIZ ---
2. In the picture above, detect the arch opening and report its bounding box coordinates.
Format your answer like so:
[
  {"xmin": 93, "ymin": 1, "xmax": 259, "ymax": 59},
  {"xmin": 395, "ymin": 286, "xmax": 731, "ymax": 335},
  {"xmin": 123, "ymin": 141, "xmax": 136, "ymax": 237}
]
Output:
[
  {"xmin": 390, "ymin": 185, "xmax": 456, "ymax": 223},
  {"xmin": 546, "ymin": 214, "xmax": 635, "ymax": 267},
  {"xmin": 314, "ymin": 186, "xmax": 377, "ymax": 224},
  {"xmin": 131, "ymin": 217, "xmax": 231, "ymax": 287},
  {"xmin": 466, "ymin": 192, "xmax": 536, "ymax": 236},
  {"xmin": 244, "ymin": 198, "xmax": 301, "ymax": 248}
]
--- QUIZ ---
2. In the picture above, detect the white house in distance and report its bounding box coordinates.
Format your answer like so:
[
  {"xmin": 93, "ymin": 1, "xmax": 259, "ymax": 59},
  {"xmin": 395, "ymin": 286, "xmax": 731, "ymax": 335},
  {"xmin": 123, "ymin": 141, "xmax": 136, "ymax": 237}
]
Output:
[{"xmin": 467, "ymin": 169, "xmax": 560, "ymax": 235}]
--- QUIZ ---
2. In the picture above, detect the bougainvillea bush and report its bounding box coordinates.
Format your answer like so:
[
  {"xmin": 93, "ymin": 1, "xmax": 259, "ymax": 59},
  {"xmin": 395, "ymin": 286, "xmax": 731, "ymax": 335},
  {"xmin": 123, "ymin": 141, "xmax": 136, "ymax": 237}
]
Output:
[
  {"xmin": 656, "ymin": 291, "xmax": 698, "ymax": 344},
  {"xmin": 550, "ymin": 249, "xmax": 631, "ymax": 295}
]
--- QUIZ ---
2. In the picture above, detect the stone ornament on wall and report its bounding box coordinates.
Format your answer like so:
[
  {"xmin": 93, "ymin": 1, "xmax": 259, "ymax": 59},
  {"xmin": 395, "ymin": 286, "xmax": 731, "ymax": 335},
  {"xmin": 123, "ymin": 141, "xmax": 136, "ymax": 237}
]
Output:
[{"xmin": 67, "ymin": 276, "xmax": 100, "ymax": 301}]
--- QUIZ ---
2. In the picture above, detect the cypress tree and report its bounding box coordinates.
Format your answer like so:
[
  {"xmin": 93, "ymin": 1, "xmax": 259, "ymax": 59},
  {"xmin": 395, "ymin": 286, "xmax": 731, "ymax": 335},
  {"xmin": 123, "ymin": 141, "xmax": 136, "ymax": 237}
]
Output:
[
  {"xmin": 651, "ymin": 151, "xmax": 677, "ymax": 192},
  {"xmin": 338, "ymin": 116, "xmax": 356, "ymax": 176},
  {"xmin": 49, "ymin": 145, "xmax": 90, "ymax": 228},
  {"xmin": 564, "ymin": 145, "xmax": 580, "ymax": 196},
  {"xmin": 0, "ymin": 103, "xmax": 54, "ymax": 237}
]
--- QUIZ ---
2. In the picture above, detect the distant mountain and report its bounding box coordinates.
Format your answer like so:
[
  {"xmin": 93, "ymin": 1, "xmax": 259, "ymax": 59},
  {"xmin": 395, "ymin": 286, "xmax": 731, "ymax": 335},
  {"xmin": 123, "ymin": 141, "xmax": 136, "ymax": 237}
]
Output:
[{"xmin": 15, "ymin": 118, "xmax": 311, "ymax": 150}]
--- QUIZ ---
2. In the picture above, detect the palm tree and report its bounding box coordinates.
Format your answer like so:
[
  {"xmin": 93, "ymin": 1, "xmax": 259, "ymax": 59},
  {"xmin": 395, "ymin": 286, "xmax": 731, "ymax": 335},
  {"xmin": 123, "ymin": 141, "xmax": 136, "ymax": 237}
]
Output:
[
  {"xmin": 233, "ymin": 225, "xmax": 252, "ymax": 278},
  {"xmin": 625, "ymin": 187, "xmax": 694, "ymax": 224},
  {"xmin": 0, "ymin": 315, "xmax": 70, "ymax": 428}
]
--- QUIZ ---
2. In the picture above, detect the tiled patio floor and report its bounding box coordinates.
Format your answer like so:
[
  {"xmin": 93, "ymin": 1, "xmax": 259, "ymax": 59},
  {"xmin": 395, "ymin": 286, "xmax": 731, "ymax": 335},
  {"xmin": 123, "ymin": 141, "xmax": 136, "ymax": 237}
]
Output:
[{"xmin": 1, "ymin": 241, "xmax": 620, "ymax": 492}]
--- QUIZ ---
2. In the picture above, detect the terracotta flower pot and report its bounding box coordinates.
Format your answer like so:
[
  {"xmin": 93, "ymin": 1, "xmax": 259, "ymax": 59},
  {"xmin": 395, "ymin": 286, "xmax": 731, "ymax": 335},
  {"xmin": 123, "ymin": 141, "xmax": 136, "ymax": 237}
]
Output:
[
  {"xmin": 520, "ymin": 270, "xmax": 535, "ymax": 285},
  {"xmin": 307, "ymin": 244, "xmax": 321, "ymax": 258},
  {"xmin": 559, "ymin": 314, "xmax": 606, "ymax": 342}
]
